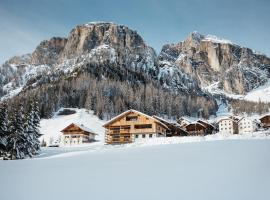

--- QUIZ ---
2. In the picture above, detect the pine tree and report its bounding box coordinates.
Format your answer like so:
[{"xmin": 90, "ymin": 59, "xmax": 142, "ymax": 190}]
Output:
[
  {"xmin": 32, "ymin": 100, "xmax": 41, "ymax": 154},
  {"xmin": 7, "ymin": 104, "xmax": 27, "ymax": 159},
  {"xmin": 23, "ymin": 104, "xmax": 35, "ymax": 157},
  {"xmin": 0, "ymin": 102, "xmax": 8, "ymax": 157}
]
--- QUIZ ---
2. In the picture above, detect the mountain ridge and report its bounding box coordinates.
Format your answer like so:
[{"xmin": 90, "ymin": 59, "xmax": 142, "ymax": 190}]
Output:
[{"xmin": 1, "ymin": 22, "xmax": 270, "ymax": 118}]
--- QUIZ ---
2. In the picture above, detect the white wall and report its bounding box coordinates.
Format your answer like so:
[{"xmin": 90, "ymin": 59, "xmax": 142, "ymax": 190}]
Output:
[
  {"xmin": 238, "ymin": 118, "xmax": 255, "ymax": 134},
  {"xmin": 219, "ymin": 119, "xmax": 234, "ymax": 134}
]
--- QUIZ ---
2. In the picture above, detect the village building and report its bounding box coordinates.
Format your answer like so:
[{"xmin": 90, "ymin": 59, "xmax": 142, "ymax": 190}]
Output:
[
  {"xmin": 197, "ymin": 120, "xmax": 215, "ymax": 134},
  {"xmin": 103, "ymin": 109, "xmax": 169, "ymax": 144},
  {"xmin": 237, "ymin": 117, "xmax": 257, "ymax": 134},
  {"xmin": 177, "ymin": 117, "xmax": 192, "ymax": 128},
  {"xmin": 184, "ymin": 122, "xmax": 207, "ymax": 135},
  {"xmin": 153, "ymin": 116, "xmax": 188, "ymax": 136},
  {"xmin": 259, "ymin": 115, "xmax": 270, "ymax": 128},
  {"xmin": 217, "ymin": 117, "xmax": 238, "ymax": 134},
  {"xmin": 61, "ymin": 123, "xmax": 97, "ymax": 146}
]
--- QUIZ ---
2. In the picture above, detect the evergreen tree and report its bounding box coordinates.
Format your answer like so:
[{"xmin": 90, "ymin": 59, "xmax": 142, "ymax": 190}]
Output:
[
  {"xmin": 7, "ymin": 104, "xmax": 27, "ymax": 159},
  {"xmin": 32, "ymin": 100, "xmax": 41, "ymax": 154},
  {"xmin": 0, "ymin": 102, "xmax": 8, "ymax": 157}
]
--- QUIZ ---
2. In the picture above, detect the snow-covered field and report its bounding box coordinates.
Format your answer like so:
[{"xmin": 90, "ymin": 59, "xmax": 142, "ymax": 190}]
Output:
[
  {"xmin": 1, "ymin": 140, "xmax": 270, "ymax": 200},
  {"xmin": 1, "ymin": 108, "xmax": 270, "ymax": 200}
]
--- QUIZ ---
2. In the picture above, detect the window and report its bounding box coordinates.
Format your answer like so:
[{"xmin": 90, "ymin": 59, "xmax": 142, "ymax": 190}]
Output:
[
  {"xmin": 142, "ymin": 134, "xmax": 145, "ymax": 138},
  {"xmin": 134, "ymin": 124, "xmax": 152, "ymax": 129},
  {"xmin": 220, "ymin": 128, "xmax": 223, "ymax": 130},
  {"xmin": 126, "ymin": 116, "xmax": 138, "ymax": 121},
  {"xmin": 135, "ymin": 135, "xmax": 139, "ymax": 138},
  {"xmin": 149, "ymin": 134, "xmax": 153, "ymax": 138}
]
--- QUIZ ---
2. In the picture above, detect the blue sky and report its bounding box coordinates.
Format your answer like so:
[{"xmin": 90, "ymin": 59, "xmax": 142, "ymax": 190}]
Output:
[{"xmin": 0, "ymin": 0, "xmax": 270, "ymax": 63}]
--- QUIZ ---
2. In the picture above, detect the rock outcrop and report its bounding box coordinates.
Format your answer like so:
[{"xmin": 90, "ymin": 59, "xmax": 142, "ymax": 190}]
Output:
[{"xmin": 159, "ymin": 32, "xmax": 270, "ymax": 94}]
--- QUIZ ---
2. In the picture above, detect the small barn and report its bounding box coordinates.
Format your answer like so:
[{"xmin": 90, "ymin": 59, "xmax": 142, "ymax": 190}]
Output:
[
  {"xmin": 197, "ymin": 120, "xmax": 215, "ymax": 134},
  {"xmin": 61, "ymin": 123, "xmax": 97, "ymax": 146},
  {"xmin": 259, "ymin": 115, "xmax": 270, "ymax": 128},
  {"xmin": 184, "ymin": 122, "xmax": 207, "ymax": 136}
]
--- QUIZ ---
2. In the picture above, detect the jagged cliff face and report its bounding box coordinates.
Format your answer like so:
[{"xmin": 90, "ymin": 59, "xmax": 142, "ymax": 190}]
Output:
[
  {"xmin": 159, "ymin": 32, "xmax": 270, "ymax": 94},
  {"xmin": 1, "ymin": 23, "xmax": 270, "ymax": 118},
  {"xmin": 29, "ymin": 22, "xmax": 157, "ymax": 73},
  {"xmin": 0, "ymin": 23, "xmax": 218, "ymax": 119},
  {"xmin": 0, "ymin": 22, "xmax": 200, "ymax": 99}
]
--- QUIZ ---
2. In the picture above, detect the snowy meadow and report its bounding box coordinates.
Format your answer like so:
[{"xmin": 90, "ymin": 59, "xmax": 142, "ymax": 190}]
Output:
[{"xmin": 1, "ymin": 140, "xmax": 270, "ymax": 200}]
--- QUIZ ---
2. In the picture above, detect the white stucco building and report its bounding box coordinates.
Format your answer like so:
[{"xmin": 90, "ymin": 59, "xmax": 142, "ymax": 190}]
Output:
[
  {"xmin": 237, "ymin": 117, "xmax": 256, "ymax": 134},
  {"xmin": 218, "ymin": 117, "xmax": 238, "ymax": 134}
]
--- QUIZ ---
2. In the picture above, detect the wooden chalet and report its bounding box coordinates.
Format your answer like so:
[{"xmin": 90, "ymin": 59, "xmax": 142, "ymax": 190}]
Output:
[
  {"xmin": 197, "ymin": 120, "xmax": 215, "ymax": 134},
  {"xmin": 153, "ymin": 116, "xmax": 188, "ymax": 136},
  {"xmin": 184, "ymin": 122, "xmax": 207, "ymax": 135},
  {"xmin": 259, "ymin": 115, "xmax": 270, "ymax": 128},
  {"xmin": 61, "ymin": 123, "xmax": 97, "ymax": 146},
  {"xmin": 177, "ymin": 117, "xmax": 192, "ymax": 128},
  {"xmin": 103, "ymin": 109, "xmax": 169, "ymax": 144}
]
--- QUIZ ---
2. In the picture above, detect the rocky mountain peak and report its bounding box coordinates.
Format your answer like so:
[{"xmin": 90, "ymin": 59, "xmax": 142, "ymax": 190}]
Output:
[
  {"xmin": 60, "ymin": 22, "xmax": 147, "ymax": 60},
  {"xmin": 159, "ymin": 32, "xmax": 270, "ymax": 95},
  {"xmin": 31, "ymin": 37, "xmax": 67, "ymax": 65}
]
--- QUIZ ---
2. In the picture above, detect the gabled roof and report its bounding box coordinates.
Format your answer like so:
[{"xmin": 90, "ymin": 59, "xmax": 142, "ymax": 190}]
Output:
[
  {"xmin": 103, "ymin": 109, "xmax": 169, "ymax": 129},
  {"xmin": 178, "ymin": 116, "xmax": 194, "ymax": 124},
  {"xmin": 237, "ymin": 116, "xmax": 255, "ymax": 124},
  {"xmin": 197, "ymin": 120, "xmax": 215, "ymax": 128},
  {"xmin": 259, "ymin": 114, "xmax": 270, "ymax": 120},
  {"xmin": 153, "ymin": 115, "xmax": 188, "ymax": 132},
  {"xmin": 61, "ymin": 123, "xmax": 97, "ymax": 135},
  {"xmin": 216, "ymin": 116, "xmax": 237, "ymax": 124}
]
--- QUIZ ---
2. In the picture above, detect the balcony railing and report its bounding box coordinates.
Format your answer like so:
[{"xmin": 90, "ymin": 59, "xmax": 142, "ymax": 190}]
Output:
[{"xmin": 105, "ymin": 133, "xmax": 133, "ymax": 144}]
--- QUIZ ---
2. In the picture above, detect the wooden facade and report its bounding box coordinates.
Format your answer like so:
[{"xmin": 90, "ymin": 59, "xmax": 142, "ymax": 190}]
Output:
[
  {"xmin": 61, "ymin": 123, "xmax": 97, "ymax": 146},
  {"xmin": 260, "ymin": 115, "xmax": 270, "ymax": 128},
  {"xmin": 184, "ymin": 122, "xmax": 207, "ymax": 135},
  {"xmin": 103, "ymin": 110, "xmax": 168, "ymax": 144},
  {"xmin": 197, "ymin": 120, "xmax": 215, "ymax": 134},
  {"xmin": 153, "ymin": 116, "xmax": 188, "ymax": 136}
]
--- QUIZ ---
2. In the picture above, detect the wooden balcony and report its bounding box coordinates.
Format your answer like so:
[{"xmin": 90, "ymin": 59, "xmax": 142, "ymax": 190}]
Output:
[{"xmin": 105, "ymin": 133, "xmax": 133, "ymax": 144}]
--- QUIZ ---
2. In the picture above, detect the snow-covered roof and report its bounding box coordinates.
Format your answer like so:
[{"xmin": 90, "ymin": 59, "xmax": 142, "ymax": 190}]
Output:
[
  {"xmin": 259, "ymin": 113, "xmax": 270, "ymax": 120},
  {"xmin": 197, "ymin": 120, "xmax": 215, "ymax": 128},
  {"xmin": 216, "ymin": 116, "xmax": 236, "ymax": 124},
  {"xmin": 73, "ymin": 123, "xmax": 97, "ymax": 135},
  {"xmin": 61, "ymin": 123, "xmax": 97, "ymax": 135},
  {"xmin": 103, "ymin": 109, "xmax": 169, "ymax": 129},
  {"xmin": 185, "ymin": 122, "xmax": 206, "ymax": 129}
]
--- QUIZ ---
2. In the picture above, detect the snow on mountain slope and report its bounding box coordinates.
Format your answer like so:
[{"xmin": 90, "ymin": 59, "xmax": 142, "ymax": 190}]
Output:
[
  {"xmin": 204, "ymin": 80, "xmax": 270, "ymax": 103},
  {"xmin": 0, "ymin": 64, "xmax": 51, "ymax": 100},
  {"xmin": 1, "ymin": 140, "xmax": 270, "ymax": 200},
  {"xmin": 243, "ymin": 80, "xmax": 270, "ymax": 102},
  {"xmin": 40, "ymin": 108, "xmax": 106, "ymax": 145}
]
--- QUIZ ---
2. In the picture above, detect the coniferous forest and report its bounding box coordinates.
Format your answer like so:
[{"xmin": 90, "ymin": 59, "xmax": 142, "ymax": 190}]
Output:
[{"xmin": 0, "ymin": 101, "xmax": 41, "ymax": 159}]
